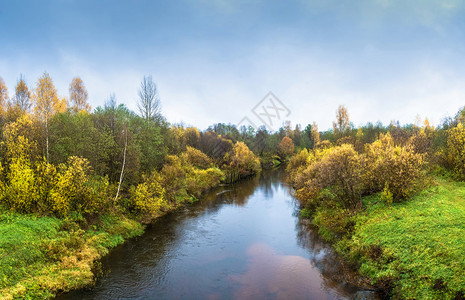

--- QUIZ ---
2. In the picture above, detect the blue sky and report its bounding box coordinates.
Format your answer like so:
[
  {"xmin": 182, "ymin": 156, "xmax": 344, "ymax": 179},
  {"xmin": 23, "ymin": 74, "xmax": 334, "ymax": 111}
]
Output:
[{"xmin": 1, "ymin": 0, "xmax": 465, "ymax": 130}]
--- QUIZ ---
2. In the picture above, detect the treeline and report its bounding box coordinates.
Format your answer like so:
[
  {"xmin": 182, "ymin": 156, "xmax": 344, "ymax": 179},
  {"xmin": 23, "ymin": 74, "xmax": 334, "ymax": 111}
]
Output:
[
  {"xmin": 3, "ymin": 71, "xmax": 465, "ymax": 223},
  {"xmin": 0, "ymin": 74, "xmax": 260, "ymax": 222}
]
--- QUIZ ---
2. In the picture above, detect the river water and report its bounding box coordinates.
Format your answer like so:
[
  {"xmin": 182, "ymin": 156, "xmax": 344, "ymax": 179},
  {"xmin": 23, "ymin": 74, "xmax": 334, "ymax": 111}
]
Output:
[{"xmin": 57, "ymin": 170, "xmax": 376, "ymax": 299}]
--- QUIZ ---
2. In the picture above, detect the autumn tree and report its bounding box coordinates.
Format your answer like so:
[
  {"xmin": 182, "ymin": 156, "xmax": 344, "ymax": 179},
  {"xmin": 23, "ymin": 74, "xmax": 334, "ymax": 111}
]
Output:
[
  {"xmin": 2, "ymin": 114, "xmax": 40, "ymax": 212},
  {"xmin": 34, "ymin": 72, "xmax": 67, "ymax": 161},
  {"xmin": 311, "ymin": 121, "xmax": 320, "ymax": 147},
  {"xmin": 223, "ymin": 142, "xmax": 261, "ymax": 181},
  {"xmin": 13, "ymin": 74, "xmax": 32, "ymax": 113},
  {"xmin": 69, "ymin": 76, "xmax": 91, "ymax": 112},
  {"xmin": 0, "ymin": 76, "xmax": 8, "ymax": 116},
  {"xmin": 333, "ymin": 105, "xmax": 350, "ymax": 139},
  {"xmin": 278, "ymin": 136, "xmax": 294, "ymax": 160},
  {"xmin": 138, "ymin": 75, "xmax": 161, "ymax": 122}
]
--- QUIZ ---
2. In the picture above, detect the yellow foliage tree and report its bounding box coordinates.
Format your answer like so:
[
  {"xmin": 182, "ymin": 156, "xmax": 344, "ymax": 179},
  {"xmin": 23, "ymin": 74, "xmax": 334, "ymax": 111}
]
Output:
[
  {"xmin": 13, "ymin": 74, "xmax": 32, "ymax": 113},
  {"xmin": 278, "ymin": 136, "xmax": 294, "ymax": 160},
  {"xmin": 6, "ymin": 156, "xmax": 39, "ymax": 212},
  {"xmin": 311, "ymin": 121, "xmax": 320, "ymax": 147},
  {"xmin": 1, "ymin": 115, "xmax": 40, "ymax": 212},
  {"xmin": 181, "ymin": 146, "xmax": 213, "ymax": 169},
  {"xmin": 0, "ymin": 76, "xmax": 9, "ymax": 117},
  {"xmin": 186, "ymin": 167, "xmax": 224, "ymax": 197},
  {"xmin": 35, "ymin": 158, "xmax": 58, "ymax": 212},
  {"xmin": 69, "ymin": 77, "xmax": 91, "ymax": 112},
  {"xmin": 364, "ymin": 133, "xmax": 424, "ymax": 201},
  {"xmin": 34, "ymin": 72, "xmax": 67, "ymax": 161},
  {"xmin": 224, "ymin": 142, "xmax": 261, "ymax": 181},
  {"xmin": 51, "ymin": 156, "xmax": 107, "ymax": 215},
  {"xmin": 3, "ymin": 114, "xmax": 38, "ymax": 162},
  {"xmin": 333, "ymin": 105, "xmax": 350, "ymax": 139},
  {"xmin": 130, "ymin": 172, "xmax": 167, "ymax": 221}
]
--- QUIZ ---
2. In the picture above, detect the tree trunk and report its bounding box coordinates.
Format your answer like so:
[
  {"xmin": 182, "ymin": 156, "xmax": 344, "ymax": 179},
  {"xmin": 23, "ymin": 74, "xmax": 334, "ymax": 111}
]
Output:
[
  {"xmin": 115, "ymin": 129, "xmax": 128, "ymax": 203},
  {"xmin": 46, "ymin": 118, "xmax": 49, "ymax": 162}
]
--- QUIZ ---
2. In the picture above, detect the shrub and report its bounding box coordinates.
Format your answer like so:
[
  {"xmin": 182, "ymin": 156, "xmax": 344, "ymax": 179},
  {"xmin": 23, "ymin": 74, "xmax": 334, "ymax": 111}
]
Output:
[
  {"xmin": 129, "ymin": 172, "xmax": 168, "ymax": 219},
  {"xmin": 316, "ymin": 144, "xmax": 364, "ymax": 208},
  {"xmin": 159, "ymin": 149, "xmax": 225, "ymax": 204},
  {"xmin": 380, "ymin": 183, "xmax": 393, "ymax": 204},
  {"xmin": 50, "ymin": 156, "xmax": 110, "ymax": 216},
  {"xmin": 181, "ymin": 146, "xmax": 213, "ymax": 169},
  {"xmin": 364, "ymin": 133, "xmax": 424, "ymax": 202},
  {"xmin": 1, "ymin": 115, "xmax": 41, "ymax": 213},
  {"xmin": 379, "ymin": 146, "xmax": 424, "ymax": 201},
  {"xmin": 363, "ymin": 133, "xmax": 394, "ymax": 193},
  {"xmin": 293, "ymin": 144, "xmax": 363, "ymax": 209},
  {"xmin": 4, "ymin": 157, "xmax": 39, "ymax": 213},
  {"xmin": 286, "ymin": 148, "xmax": 310, "ymax": 183},
  {"xmin": 223, "ymin": 142, "xmax": 261, "ymax": 181},
  {"xmin": 159, "ymin": 155, "xmax": 187, "ymax": 204},
  {"xmin": 446, "ymin": 123, "xmax": 465, "ymax": 180},
  {"xmin": 35, "ymin": 159, "xmax": 58, "ymax": 213},
  {"xmin": 2, "ymin": 114, "xmax": 41, "ymax": 162},
  {"xmin": 186, "ymin": 167, "xmax": 224, "ymax": 197},
  {"xmin": 408, "ymin": 129, "xmax": 432, "ymax": 155},
  {"xmin": 291, "ymin": 134, "xmax": 425, "ymax": 209}
]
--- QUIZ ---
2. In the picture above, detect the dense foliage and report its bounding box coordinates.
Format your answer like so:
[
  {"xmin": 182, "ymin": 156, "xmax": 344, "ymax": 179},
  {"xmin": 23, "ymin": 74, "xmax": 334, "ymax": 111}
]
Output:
[{"xmin": 2, "ymin": 72, "xmax": 465, "ymax": 299}]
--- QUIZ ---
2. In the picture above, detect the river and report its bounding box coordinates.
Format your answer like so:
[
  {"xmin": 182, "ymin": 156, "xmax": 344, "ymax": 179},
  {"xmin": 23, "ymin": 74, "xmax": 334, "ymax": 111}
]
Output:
[{"xmin": 57, "ymin": 170, "xmax": 377, "ymax": 299}]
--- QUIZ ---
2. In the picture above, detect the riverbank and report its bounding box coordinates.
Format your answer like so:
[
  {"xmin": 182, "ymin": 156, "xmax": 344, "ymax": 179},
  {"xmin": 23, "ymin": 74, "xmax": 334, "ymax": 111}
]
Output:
[
  {"xmin": 0, "ymin": 210, "xmax": 144, "ymax": 299},
  {"xmin": 304, "ymin": 177, "xmax": 465, "ymax": 299}
]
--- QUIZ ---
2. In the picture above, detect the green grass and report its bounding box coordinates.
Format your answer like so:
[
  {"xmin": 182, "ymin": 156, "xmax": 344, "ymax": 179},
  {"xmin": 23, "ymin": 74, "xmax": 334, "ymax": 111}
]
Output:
[
  {"xmin": 0, "ymin": 209, "xmax": 143, "ymax": 299},
  {"xmin": 341, "ymin": 178, "xmax": 465, "ymax": 299}
]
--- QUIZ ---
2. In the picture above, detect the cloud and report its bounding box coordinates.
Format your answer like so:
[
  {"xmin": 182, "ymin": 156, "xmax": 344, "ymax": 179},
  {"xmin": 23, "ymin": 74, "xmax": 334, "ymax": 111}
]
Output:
[{"xmin": 1, "ymin": 0, "xmax": 464, "ymax": 132}]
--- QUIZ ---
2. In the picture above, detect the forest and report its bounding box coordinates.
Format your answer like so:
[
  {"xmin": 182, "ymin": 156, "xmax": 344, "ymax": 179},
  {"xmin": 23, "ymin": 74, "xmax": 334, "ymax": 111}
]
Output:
[{"xmin": 1, "ymin": 73, "xmax": 465, "ymax": 299}]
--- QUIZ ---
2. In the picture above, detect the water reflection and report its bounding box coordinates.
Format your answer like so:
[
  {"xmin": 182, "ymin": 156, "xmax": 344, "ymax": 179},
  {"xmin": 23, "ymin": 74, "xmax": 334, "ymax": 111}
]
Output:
[
  {"xmin": 230, "ymin": 243, "xmax": 327, "ymax": 299},
  {"xmin": 57, "ymin": 170, "xmax": 376, "ymax": 300}
]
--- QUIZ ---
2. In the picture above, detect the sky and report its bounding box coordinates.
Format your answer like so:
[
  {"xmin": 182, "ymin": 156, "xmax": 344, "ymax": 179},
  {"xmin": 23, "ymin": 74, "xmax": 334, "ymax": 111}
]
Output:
[{"xmin": 1, "ymin": 0, "xmax": 465, "ymax": 131}]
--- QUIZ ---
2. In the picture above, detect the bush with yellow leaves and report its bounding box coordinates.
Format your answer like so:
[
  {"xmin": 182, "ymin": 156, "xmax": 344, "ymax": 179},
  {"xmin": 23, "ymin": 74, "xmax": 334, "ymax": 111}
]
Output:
[
  {"xmin": 159, "ymin": 155, "xmax": 188, "ymax": 204},
  {"xmin": 290, "ymin": 134, "xmax": 425, "ymax": 210},
  {"xmin": 286, "ymin": 148, "xmax": 310, "ymax": 184},
  {"xmin": 181, "ymin": 146, "xmax": 213, "ymax": 169},
  {"xmin": 50, "ymin": 156, "xmax": 111, "ymax": 216},
  {"xmin": 1, "ymin": 115, "xmax": 41, "ymax": 212},
  {"xmin": 4, "ymin": 156, "xmax": 39, "ymax": 213},
  {"xmin": 186, "ymin": 167, "xmax": 224, "ymax": 197},
  {"xmin": 446, "ymin": 123, "xmax": 465, "ymax": 180},
  {"xmin": 129, "ymin": 172, "xmax": 168, "ymax": 220},
  {"xmin": 291, "ymin": 144, "xmax": 363, "ymax": 209},
  {"xmin": 364, "ymin": 133, "xmax": 424, "ymax": 202},
  {"xmin": 223, "ymin": 141, "xmax": 261, "ymax": 182}
]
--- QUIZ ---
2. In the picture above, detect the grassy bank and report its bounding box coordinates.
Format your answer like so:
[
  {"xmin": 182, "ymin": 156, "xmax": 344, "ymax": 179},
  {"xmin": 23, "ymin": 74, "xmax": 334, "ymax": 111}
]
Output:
[
  {"xmin": 0, "ymin": 209, "xmax": 144, "ymax": 299},
  {"xmin": 309, "ymin": 177, "xmax": 465, "ymax": 299}
]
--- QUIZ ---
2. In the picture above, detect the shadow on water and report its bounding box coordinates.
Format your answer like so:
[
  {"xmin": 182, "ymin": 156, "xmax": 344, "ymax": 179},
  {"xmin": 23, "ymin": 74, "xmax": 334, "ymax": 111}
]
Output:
[{"xmin": 57, "ymin": 169, "xmax": 380, "ymax": 300}]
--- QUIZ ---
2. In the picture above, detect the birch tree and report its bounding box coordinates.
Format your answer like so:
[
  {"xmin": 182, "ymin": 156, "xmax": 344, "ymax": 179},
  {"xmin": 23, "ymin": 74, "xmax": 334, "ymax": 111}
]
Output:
[
  {"xmin": 13, "ymin": 74, "xmax": 32, "ymax": 113},
  {"xmin": 138, "ymin": 75, "xmax": 161, "ymax": 122},
  {"xmin": 0, "ymin": 77, "xmax": 8, "ymax": 116},
  {"xmin": 69, "ymin": 77, "xmax": 91, "ymax": 112},
  {"xmin": 34, "ymin": 72, "xmax": 66, "ymax": 161}
]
